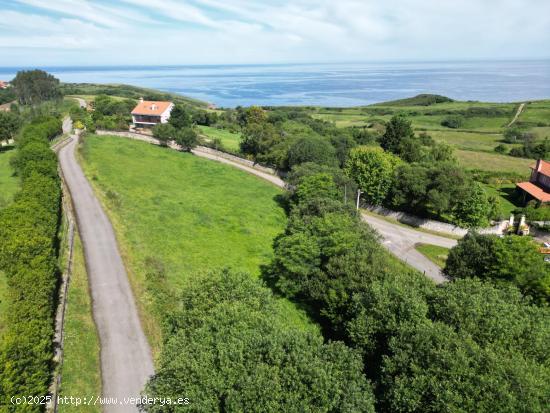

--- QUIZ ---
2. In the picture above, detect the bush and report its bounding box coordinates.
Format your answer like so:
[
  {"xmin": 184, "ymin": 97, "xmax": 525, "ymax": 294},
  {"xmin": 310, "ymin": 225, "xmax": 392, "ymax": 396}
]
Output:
[
  {"xmin": 0, "ymin": 116, "xmax": 62, "ymax": 409},
  {"xmin": 144, "ymin": 270, "xmax": 375, "ymax": 412},
  {"xmin": 494, "ymin": 144, "xmax": 508, "ymax": 154},
  {"xmin": 441, "ymin": 115, "xmax": 463, "ymax": 128}
]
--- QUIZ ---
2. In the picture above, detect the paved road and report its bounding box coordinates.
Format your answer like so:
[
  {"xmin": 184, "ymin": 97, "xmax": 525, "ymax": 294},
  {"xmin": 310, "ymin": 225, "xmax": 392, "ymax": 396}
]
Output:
[
  {"xmin": 361, "ymin": 213, "xmax": 457, "ymax": 283},
  {"xmin": 58, "ymin": 135, "xmax": 154, "ymax": 412}
]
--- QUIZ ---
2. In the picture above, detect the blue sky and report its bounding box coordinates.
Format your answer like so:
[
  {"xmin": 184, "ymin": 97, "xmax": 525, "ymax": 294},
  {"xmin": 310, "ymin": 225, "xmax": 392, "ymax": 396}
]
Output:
[{"xmin": 1, "ymin": 0, "xmax": 549, "ymax": 66}]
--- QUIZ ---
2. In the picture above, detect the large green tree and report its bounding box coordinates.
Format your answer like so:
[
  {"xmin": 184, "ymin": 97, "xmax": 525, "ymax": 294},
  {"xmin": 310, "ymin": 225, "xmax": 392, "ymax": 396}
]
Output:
[
  {"xmin": 445, "ymin": 232, "xmax": 550, "ymax": 304},
  {"xmin": 379, "ymin": 114, "xmax": 414, "ymax": 154},
  {"xmin": 11, "ymin": 70, "xmax": 61, "ymax": 105},
  {"xmin": 345, "ymin": 146, "xmax": 401, "ymax": 205},
  {"xmin": 144, "ymin": 270, "xmax": 375, "ymax": 413},
  {"xmin": 0, "ymin": 111, "xmax": 21, "ymax": 143}
]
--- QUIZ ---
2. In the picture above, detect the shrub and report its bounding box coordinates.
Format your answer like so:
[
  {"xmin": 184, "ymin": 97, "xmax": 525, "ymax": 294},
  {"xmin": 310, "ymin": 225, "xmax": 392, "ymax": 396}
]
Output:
[
  {"xmin": 0, "ymin": 115, "xmax": 62, "ymax": 409},
  {"xmin": 441, "ymin": 115, "xmax": 463, "ymax": 128}
]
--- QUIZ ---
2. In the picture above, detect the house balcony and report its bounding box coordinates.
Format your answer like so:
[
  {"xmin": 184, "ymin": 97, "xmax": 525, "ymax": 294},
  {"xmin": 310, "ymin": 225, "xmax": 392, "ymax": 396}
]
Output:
[{"xmin": 132, "ymin": 115, "xmax": 161, "ymax": 125}]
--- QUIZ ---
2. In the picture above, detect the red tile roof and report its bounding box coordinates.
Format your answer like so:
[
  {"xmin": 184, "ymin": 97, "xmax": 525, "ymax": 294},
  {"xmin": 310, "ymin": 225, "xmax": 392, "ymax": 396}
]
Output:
[
  {"xmin": 131, "ymin": 100, "xmax": 172, "ymax": 116},
  {"xmin": 516, "ymin": 181, "xmax": 550, "ymax": 202},
  {"xmin": 530, "ymin": 159, "xmax": 550, "ymax": 177}
]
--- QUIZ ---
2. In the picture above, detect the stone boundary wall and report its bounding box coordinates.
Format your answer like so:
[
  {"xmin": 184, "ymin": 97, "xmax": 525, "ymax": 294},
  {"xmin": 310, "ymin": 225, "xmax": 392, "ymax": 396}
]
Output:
[{"xmin": 365, "ymin": 205, "xmax": 508, "ymax": 236}]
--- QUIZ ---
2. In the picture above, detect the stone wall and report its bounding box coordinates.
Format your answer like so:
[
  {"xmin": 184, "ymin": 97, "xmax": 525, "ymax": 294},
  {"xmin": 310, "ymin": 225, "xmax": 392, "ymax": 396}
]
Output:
[{"xmin": 365, "ymin": 205, "xmax": 507, "ymax": 236}]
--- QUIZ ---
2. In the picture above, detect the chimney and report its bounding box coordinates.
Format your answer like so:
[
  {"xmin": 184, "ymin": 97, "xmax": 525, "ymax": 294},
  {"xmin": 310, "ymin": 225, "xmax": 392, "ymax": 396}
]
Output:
[
  {"xmin": 537, "ymin": 159, "xmax": 542, "ymax": 172},
  {"xmin": 151, "ymin": 104, "xmax": 157, "ymax": 110},
  {"xmin": 139, "ymin": 97, "xmax": 144, "ymax": 103}
]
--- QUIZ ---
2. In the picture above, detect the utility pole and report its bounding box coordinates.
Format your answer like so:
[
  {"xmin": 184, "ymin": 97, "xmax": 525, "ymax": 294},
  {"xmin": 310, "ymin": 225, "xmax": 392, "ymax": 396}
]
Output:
[{"xmin": 356, "ymin": 189, "xmax": 362, "ymax": 210}]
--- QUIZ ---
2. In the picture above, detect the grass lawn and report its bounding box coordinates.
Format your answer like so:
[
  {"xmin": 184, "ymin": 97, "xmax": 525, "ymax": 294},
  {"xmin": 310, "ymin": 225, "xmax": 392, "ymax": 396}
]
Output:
[
  {"xmin": 58, "ymin": 231, "xmax": 101, "ymax": 412},
  {"xmin": 0, "ymin": 148, "xmax": 18, "ymax": 337},
  {"xmin": 415, "ymin": 243, "xmax": 449, "ymax": 268},
  {"xmin": 482, "ymin": 183, "xmax": 521, "ymax": 217},
  {"xmin": 197, "ymin": 125, "xmax": 242, "ymax": 151},
  {"xmin": 456, "ymin": 149, "xmax": 532, "ymax": 175},
  {"xmin": 0, "ymin": 148, "xmax": 19, "ymax": 207},
  {"xmin": 79, "ymin": 135, "xmax": 316, "ymax": 354}
]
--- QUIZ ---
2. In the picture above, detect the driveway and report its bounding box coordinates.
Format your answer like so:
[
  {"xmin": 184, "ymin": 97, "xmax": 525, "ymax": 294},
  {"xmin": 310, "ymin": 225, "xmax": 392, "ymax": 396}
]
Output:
[{"xmin": 58, "ymin": 135, "xmax": 154, "ymax": 412}]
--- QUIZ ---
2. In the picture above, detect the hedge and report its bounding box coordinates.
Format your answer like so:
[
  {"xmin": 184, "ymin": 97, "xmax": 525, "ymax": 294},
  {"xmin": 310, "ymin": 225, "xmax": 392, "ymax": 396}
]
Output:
[{"xmin": 0, "ymin": 116, "xmax": 62, "ymax": 411}]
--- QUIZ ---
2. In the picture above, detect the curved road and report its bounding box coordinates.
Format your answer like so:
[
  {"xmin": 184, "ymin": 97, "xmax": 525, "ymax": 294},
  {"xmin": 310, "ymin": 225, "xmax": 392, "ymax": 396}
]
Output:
[
  {"xmin": 58, "ymin": 134, "xmax": 154, "ymax": 412},
  {"xmin": 361, "ymin": 213, "xmax": 456, "ymax": 283}
]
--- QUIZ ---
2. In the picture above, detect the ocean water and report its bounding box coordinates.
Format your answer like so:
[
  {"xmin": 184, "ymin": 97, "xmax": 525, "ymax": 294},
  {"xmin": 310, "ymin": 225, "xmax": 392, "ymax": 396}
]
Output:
[{"xmin": 0, "ymin": 61, "xmax": 549, "ymax": 108}]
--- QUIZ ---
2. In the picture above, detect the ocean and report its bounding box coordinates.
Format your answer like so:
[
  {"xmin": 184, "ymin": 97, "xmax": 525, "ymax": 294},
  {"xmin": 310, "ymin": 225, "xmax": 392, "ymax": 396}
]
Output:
[{"xmin": 0, "ymin": 60, "xmax": 549, "ymax": 108}]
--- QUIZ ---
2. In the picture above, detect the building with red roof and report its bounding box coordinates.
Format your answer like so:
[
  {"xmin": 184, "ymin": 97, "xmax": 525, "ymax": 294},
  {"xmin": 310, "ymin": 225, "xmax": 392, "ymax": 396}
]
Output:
[
  {"xmin": 0, "ymin": 80, "xmax": 9, "ymax": 89},
  {"xmin": 131, "ymin": 98, "xmax": 174, "ymax": 128},
  {"xmin": 516, "ymin": 159, "xmax": 550, "ymax": 203}
]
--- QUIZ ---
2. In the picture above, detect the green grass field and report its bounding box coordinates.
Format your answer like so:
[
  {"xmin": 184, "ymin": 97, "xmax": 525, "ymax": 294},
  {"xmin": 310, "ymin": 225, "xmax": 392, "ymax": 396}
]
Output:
[
  {"xmin": 456, "ymin": 149, "xmax": 532, "ymax": 175},
  {"xmin": 415, "ymin": 243, "xmax": 449, "ymax": 268},
  {"xmin": 482, "ymin": 183, "xmax": 521, "ymax": 217},
  {"xmin": 0, "ymin": 149, "xmax": 19, "ymax": 207},
  {"xmin": 0, "ymin": 149, "xmax": 18, "ymax": 337},
  {"xmin": 79, "ymin": 135, "xmax": 316, "ymax": 353},
  {"xmin": 58, "ymin": 232, "xmax": 101, "ymax": 412},
  {"xmin": 197, "ymin": 125, "xmax": 242, "ymax": 151}
]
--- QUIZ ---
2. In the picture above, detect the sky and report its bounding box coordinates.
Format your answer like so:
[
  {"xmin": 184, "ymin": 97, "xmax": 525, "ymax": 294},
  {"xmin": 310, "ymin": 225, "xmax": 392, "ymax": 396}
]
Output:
[{"xmin": 0, "ymin": 0, "xmax": 549, "ymax": 66}]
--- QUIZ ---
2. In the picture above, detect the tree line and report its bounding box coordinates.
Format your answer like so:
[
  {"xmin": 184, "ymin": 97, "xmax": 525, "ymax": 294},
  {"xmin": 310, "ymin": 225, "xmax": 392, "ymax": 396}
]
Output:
[
  {"xmin": 0, "ymin": 115, "xmax": 62, "ymax": 411},
  {"xmin": 265, "ymin": 168, "xmax": 550, "ymax": 412}
]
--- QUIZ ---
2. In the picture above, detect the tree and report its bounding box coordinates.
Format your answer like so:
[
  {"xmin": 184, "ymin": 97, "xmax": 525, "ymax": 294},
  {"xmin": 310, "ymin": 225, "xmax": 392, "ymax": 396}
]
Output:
[
  {"xmin": 11, "ymin": 70, "xmax": 61, "ymax": 105},
  {"xmin": 291, "ymin": 173, "xmax": 341, "ymax": 206},
  {"xmin": 444, "ymin": 232, "xmax": 550, "ymax": 304},
  {"xmin": 144, "ymin": 270, "xmax": 375, "ymax": 413},
  {"xmin": 169, "ymin": 104, "xmax": 193, "ymax": 129},
  {"xmin": 152, "ymin": 123, "xmax": 175, "ymax": 146},
  {"xmin": 382, "ymin": 320, "xmax": 550, "ymax": 413},
  {"xmin": 441, "ymin": 115, "xmax": 464, "ymax": 128},
  {"xmin": 174, "ymin": 127, "xmax": 198, "ymax": 151},
  {"xmin": 345, "ymin": 146, "xmax": 401, "ymax": 205},
  {"xmin": 452, "ymin": 182, "xmax": 491, "ymax": 227},
  {"xmin": 379, "ymin": 115, "xmax": 414, "ymax": 153},
  {"xmin": 286, "ymin": 136, "xmax": 338, "ymax": 169},
  {"xmin": 330, "ymin": 133, "xmax": 357, "ymax": 167},
  {"xmin": 239, "ymin": 122, "xmax": 279, "ymax": 161},
  {"xmin": 0, "ymin": 112, "xmax": 21, "ymax": 143}
]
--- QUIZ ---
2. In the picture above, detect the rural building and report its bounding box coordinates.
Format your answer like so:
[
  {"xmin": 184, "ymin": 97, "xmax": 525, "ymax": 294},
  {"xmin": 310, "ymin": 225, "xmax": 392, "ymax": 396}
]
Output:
[
  {"xmin": 516, "ymin": 159, "xmax": 550, "ymax": 203},
  {"xmin": 0, "ymin": 80, "xmax": 9, "ymax": 89},
  {"xmin": 131, "ymin": 98, "xmax": 173, "ymax": 128}
]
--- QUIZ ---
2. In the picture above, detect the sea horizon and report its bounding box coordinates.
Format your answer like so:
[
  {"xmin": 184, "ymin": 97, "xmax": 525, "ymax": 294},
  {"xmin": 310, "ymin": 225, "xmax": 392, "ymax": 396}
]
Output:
[{"xmin": 1, "ymin": 59, "xmax": 549, "ymax": 108}]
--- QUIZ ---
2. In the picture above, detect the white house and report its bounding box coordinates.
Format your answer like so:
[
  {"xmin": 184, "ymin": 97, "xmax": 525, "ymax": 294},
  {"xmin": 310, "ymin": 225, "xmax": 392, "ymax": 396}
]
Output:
[{"xmin": 131, "ymin": 98, "xmax": 174, "ymax": 128}]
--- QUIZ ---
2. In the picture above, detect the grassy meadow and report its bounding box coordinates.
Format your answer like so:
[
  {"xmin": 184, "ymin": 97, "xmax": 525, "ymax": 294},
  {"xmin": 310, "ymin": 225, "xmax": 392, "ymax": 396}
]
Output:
[
  {"xmin": 0, "ymin": 149, "xmax": 19, "ymax": 207},
  {"xmin": 415, "ymin": 243, "xmax": 449, "ymax": 268},
  {"xmin": 0, "ymin": 148, "xmax": 18, "ymax": 337},
  {"xmin": 197, "ymin": 125, "xmax": 242, "ymax": 151},
  {"xmin": 58, "ymin": 232, "xmax": 101, "ymax": 412},
  {"xmin": 307, "ymin": 98, "xmax": 550, "ymax": 179},
  {"xmin": 79, "ymin": 135, "xmax": 316, "ymax": 353}
]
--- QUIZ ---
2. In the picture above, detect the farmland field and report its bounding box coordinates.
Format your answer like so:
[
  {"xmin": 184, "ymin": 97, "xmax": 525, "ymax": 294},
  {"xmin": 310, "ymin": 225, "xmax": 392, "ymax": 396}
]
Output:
[
  {"xmin": 0, "ymin": 148, "xmax": 19, "ymax": 207},
  {"xmin": 197, "ymin": 125, "xmax": 242, "ymax": 151},
  {"xmin": 79, "ymin": 135, "xmax": 316, "ymax": 352},
  {"xmin": 455, "ymin": 149, "xmax": 532, "ymax": 175}
]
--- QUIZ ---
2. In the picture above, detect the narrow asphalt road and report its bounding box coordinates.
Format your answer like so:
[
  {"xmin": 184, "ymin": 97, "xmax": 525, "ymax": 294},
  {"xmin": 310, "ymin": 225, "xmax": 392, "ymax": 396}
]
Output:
[
  {"xmin": 58, "ymin": 134, "xmax": 154, "ymax": 412},
  {"xmin": 361, "ymin": 213, "xmax": 457, "ymax": 283}
]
